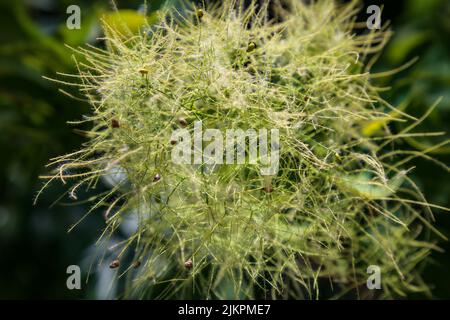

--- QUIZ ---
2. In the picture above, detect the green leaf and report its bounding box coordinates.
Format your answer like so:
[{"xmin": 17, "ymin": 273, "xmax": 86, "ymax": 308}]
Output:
[
  {"xmin": 101, "ymin": 10, "xmax": 159, "ymax": 36},
  {"xmin": 338, "ymin": 171, "xmax": 406, "ymax": 200}
]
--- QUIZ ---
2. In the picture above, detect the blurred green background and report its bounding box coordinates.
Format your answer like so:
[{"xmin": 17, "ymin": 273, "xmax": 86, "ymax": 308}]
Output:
[{"xmin": 0, "ymin": 0, "xmax": 448, "ymax": 299}]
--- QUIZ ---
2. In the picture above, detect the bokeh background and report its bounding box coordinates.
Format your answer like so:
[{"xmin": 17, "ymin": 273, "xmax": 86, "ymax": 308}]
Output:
[{"xmin": 0, "ymin": 0, "xmax": 448, "ymax": 299}]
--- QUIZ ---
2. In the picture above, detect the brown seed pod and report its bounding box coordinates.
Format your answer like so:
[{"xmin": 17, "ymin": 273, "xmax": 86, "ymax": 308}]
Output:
[
  {"xmin": 170, "ymin": 138, "xmax": 178, "ymax": 145},
  {"xmin": 263, "ymin": 176, "xmax": 273, "ymax": 193},
  {"xmin": 111, "ymin": 119, "xmax": 120, "ymax": 128},
  {"xmin": 109, "ymin": 259, "xmax": 120, "ymax": 269},
  {"xmin": 247, "ymin": 41, "xmax": 257, "ymax": 52},
  {"xmin": 184, "ymin": 259, "xmax": 193, "ymax": 270},
  {"xmin": 153, "ymin": 173, "xmax": 161, "ymax": 182},
  {"xmin": 132, "ymin": 260, "xmax": 141, "ymax": 269},
  {"xmin": 196, "ymin": 9, "xmax": 204, "ymax": 19},
  {"xmin": 264, "ymin": 186, "xmax": 273, "ymax": 193},
  {"xmin": 178, "ymin": 117, "xmax": 188, "ymax": 127},
  {"xmin": 138, "ymin": 68, "xmax": 148, "ymax": 75}
]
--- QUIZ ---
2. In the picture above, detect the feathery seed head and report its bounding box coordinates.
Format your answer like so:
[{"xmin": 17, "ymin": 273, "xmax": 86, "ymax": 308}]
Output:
[{"xmin": 40, "ymin": 0, "xmax": 446, "ymax": 299}]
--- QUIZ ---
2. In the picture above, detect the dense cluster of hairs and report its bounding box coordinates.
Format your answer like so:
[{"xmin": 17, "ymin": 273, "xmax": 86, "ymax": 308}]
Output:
[{"xmin": 39, "ymin": 0, "xmax": 448, "ymax": 299}]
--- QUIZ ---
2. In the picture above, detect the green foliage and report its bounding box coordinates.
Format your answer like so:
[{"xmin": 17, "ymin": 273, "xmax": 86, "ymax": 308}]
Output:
[
  {"xmin": 0, "ymin": 0, "xmax": 95, "ymax": 298},
  {"xmin": 372, "ymin": 0, "xmax": 450, "ymax": 298},
  {"xmin": 376, "ymin": 0, "xmax": 450, "ymax": 155}
]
